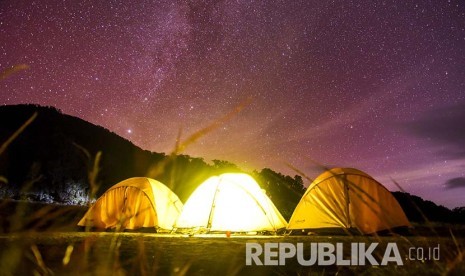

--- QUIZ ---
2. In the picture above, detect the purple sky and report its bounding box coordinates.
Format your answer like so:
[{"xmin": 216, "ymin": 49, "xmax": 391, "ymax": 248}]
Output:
[{"xmin": 1, "ymin": 0, "xmax": 465, "ymax": 208}]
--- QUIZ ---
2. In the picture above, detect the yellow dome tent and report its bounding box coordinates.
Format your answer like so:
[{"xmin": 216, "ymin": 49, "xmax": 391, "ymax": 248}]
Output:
[
  {"xmin": 78, "ymin": 177, "xmax": 183, "ymax": 231},
  {"xmin": 287, "ymin": 168, "xmax": 411, "ymax": 234},
  {"xmin": 175, "ymin": 173, "xmax": 287, "ymax": 233}
]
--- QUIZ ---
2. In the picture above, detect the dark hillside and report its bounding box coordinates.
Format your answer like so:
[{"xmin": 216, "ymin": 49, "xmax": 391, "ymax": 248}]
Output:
[
  {"xmin": 392, "ymin": 191, "xmax": 464, "ymax": 224},
  {"xmin": 0, "ymin": 105, "xmax": 305, "ymax": 219},
  {"xmin": 1, "ymin": 104, "xmax": 463, "ymax": 224},
  {"xmin": 0, "ymin": 104, "xmax": 166, "ymax": 203}
]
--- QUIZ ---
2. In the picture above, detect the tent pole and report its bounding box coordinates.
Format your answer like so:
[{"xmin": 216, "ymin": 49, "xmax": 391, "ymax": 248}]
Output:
[
  {"xmin": 343, "ymin": 175, "xmax": 351, "ymax": 228},
  {"xmin": 206, "ymin": 181, "xmax": 221, "ymax": 230}
]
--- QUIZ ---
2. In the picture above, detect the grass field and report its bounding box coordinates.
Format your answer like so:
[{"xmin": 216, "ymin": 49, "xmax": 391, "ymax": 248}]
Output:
[
  {"xmin": 0, "ymin": 200, "xmax": 464, "ymax": 275},
  {"xmin": 0, "ymin": 232, "xmax": 464, "ymax": 275}
]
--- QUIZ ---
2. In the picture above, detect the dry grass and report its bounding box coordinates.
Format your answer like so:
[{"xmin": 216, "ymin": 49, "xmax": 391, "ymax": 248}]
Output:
[
  {"xmin": 0, "ymin": 64, "xmax": 29, "ymax": 81},
  {"xmin": 0, "ymin": 232, "xmax": 463, "ymax": 275}
]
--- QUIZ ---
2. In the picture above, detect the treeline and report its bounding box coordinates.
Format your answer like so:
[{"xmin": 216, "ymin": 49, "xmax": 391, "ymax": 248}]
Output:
[
  {"xmin": 0, "ymin": 104, "xmax": 463, "ymax": 223},
  {"xmin": 392, "ymin": 191, "xmax": 465, "ymax": 224}
]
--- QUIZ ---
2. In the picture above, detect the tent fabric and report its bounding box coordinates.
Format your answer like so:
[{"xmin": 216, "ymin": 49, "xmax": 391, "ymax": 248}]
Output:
[
  {"xmin": 175, "ymin": 173, "xmax": 287, "ymax": 232},
  {"xmin": 78, "ymin": 177, "xmax": 183, "ymax": 230},
  {"xmin": 287, "ymin": 168, "xmax": 411, "ymax": 234}
]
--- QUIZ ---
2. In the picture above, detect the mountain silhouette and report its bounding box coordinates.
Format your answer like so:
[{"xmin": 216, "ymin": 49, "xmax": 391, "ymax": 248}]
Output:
[
  {"xmin": 0, "ymin": 104, "xmax": 463, "ymax": 224},
  {"xmin": 0, "ymin": 104, "xmax": 166, "ymax": 203},
  {"xmin": 0, "ymin": 104, "xmax": 304, "ymax": 219}
]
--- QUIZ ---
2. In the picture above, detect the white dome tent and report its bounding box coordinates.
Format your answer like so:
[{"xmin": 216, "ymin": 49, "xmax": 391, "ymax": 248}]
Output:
[{"xmin": 175, "ymin": 173, "xmax": 287, "ymax": 233}]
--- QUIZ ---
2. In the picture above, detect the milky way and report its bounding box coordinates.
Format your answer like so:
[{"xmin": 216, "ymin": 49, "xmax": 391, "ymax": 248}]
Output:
[{"xmin": 1, "ymin": 0, "xmax": 465, "ymax": 208}]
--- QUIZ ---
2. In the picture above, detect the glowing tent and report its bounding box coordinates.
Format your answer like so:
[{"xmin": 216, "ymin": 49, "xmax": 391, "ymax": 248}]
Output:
[
  {"xmin": 287, "ymin": 168, "xmax": 411, "ymax": 234},
  {"xmin": 78, "ymin": 177, "xmax": 183, "ymax": 231},
  {"xmin": 175, "ymin": 173, "xmax": 287, "ymax": 233}
]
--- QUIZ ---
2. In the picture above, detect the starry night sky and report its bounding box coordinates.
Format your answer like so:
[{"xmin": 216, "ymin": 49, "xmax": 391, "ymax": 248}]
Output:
[{"xmin": 1, "ymin": 0, "xmax": 465, "ymax": 208}]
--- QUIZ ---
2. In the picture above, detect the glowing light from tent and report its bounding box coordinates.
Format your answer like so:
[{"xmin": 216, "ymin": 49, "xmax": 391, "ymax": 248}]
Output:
[{"xmin": 175, "ymin": 173, "xmax": 287, "ymax": 232}]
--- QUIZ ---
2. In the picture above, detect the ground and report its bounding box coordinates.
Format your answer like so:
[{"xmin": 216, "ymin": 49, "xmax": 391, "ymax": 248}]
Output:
[{"xmin": 0, "ymin": 200, "xmax": 464, "ymax": 275}]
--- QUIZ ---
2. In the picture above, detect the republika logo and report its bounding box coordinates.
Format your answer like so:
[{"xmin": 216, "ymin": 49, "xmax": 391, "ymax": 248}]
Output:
[{"xmin": 246, "ymin": 242, "xmax": 405, "ymax": 266}]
